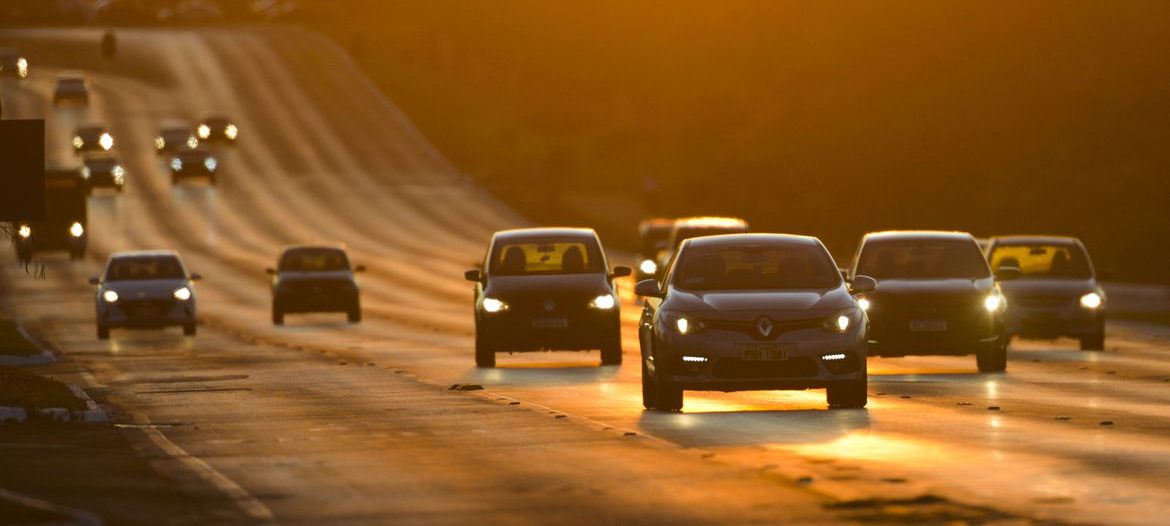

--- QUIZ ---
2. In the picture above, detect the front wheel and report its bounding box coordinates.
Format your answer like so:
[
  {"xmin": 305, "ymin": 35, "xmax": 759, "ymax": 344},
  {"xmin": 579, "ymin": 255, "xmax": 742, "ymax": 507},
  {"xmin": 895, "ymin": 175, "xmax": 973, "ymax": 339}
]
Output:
[
  {"xmin": 827, "ymin": 370, "xmax": 868, "ymax": 409},
  {"xmin": 474, "ymin": 324, "xmax": 496, "ymax": 368},
  {"xmin": 183, "ymin": 323, "xmax": 196, "ymax": 336},
  {"xmin": 347, "ymin": 303, "xmax": 361, "ymax": 324},
  {"xmin": 653, "ymin": 358, "xmax": 683, "ymax": 412},
  {"xmin": 600, "ymin": 330, "xmax": 622, "ymax": 365},
  {"xmin": 641, "ymin": 358, "xmax": 656, "ymax": 410},
  {"xmin": 1080, "ymin": 325, "xmax": 1105, "ymax": 351},
  {"xmin": 272, "ymin": 303, "xmax": 284, "ymax": 325},
  {"xmin": 976, "ymin": 341, "xmax": 1007, "ymax": 373},
  {"xmin": 97, "ymin": 324, "xmax": 110, "ymax": 340}
]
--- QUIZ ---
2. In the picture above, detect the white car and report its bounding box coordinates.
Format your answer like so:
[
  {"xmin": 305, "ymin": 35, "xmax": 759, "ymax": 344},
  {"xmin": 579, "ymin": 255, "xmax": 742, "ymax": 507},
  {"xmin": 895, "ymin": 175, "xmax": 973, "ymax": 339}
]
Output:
[{"xmin": 90, "ymin": 251, "xmax": 202, "ymax": 340}]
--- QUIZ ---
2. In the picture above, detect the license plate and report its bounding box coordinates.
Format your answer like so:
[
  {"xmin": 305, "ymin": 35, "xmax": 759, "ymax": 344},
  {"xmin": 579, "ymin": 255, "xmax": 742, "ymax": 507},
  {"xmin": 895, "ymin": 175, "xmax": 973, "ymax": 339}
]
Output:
[
  {"xmin": 739, "ymin": 342, "xmax": 794, "ymax": 361},
  {"xmin": 909, "ymin": 319, "xmax": 947, "ymax": 332},
  {"xmin": 134, "ymin": 308, "xmax": 160, "ymax": 317},
  {"xmin": 532, "ymin": 318, "xmax": 568, "ymax": 329}
]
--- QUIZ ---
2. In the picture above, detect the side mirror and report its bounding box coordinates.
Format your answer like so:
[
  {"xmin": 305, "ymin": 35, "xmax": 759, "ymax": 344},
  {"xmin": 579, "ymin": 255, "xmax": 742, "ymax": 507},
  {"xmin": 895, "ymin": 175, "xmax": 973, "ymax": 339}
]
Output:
[
  {"xmin": 88, "ymin": 276, "xmax": 100, "ymax": 286},
  {"xmin": 634, "ymin": 279, "xmax": 663, "ymax": 298},
  {"xmin": 189, "ymin": 273, "xmax": 203, "ymax": 281},
  {"xmin": 464, "ymin": 269, "xmax": 483, "ymax": 282},
  {"xmin": 995, "ymin": 266, "xmax": 1021, "ymax": 281},
  {"xmin": 850, "ymin": 275, "xmax": 877, "ymax": 293},
  {"xmin": 1097, "ymin": 270, "xmax": 1114, "ymax": 281},
  {"xmin": 354, "ymin": 265, "xmax": 366, "ymax": 272},
  {"xmin": 265, "ymin": 268, "xmax": 276, "ymax": 275},
  {"xmin": 611, "ymin": 266, "xmax": 632, "ymax": 278}
]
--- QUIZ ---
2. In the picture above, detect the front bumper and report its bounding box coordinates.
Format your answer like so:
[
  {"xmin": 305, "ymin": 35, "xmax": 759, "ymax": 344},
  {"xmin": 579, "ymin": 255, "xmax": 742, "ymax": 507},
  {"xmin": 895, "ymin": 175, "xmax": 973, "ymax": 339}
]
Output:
[
  {"xmin": 479, "ymin": 310, "xmax": 620, "ymax": 352},
  {"xmin": 88, "ymin": 172, "xmax": 122, "ymax": 189},
  {"xmin": 867, "ymin": 310, "xmax": 1002, "ymax": 357},
  {"xmin": 98, "ymin": 298, "xmax": 195, "ymax": 328},
  {"xmin": 655, "ymin": 328, "xmax": 867, "ymax": 392},
  {"xmin": 16, "ymin": 235, "xmax": 85, "ymax": 255},
  {"xmin": 275, "ymin": 289, "xmax": 358, "ymax": 313}
]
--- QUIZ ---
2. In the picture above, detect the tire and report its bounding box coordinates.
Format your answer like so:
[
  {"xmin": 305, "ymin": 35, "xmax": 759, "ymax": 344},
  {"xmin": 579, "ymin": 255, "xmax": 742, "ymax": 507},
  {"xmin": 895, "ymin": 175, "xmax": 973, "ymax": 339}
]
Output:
[
  {"xmin": 171, "ymin": 172, "xmax": 179, "ymax": 185},
  {"xmin": 183, "ymin": 323, "xmax": 196, "ymax": 336},
  {"xmin": 272, "ymin": 303, "xmax": 284, "ymax": 325},
  {"xmin": 653, "ymin": 355, "xmax": 683, "ymax": 411},
  {"xmin": 474, "ymin": 324, "xmax": 496, "ymax": 368},
  {"xmin": 641, "ymin": 358, "xmax": 656, "ymax": 410},
  {"xmin": 976, "ymin": 341, "xmax": 1007, "ymax": 373},
  {"xmin": 827, "ymin": 369, "xmax": 868, "ymax": 409},
  {"xmin": 97, "ymin": 324, "xmax": 109, "ymax": 340},
  {"xmin": 1080, "ymin": 329, "xmax": 1105, "ymax": 351},
  {"xmin": 347, "ymin": 302, "xmax": 361, "ymax": 323},
  {"xmin": 600, "ymin": 329, "xmax": 622, "ymax": 365}
]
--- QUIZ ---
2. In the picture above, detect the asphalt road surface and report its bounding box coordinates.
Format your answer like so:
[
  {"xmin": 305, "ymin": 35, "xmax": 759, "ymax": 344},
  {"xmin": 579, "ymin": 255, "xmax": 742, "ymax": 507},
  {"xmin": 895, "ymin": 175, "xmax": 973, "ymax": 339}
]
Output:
[{"xmin": 3, "ymin": 28, "xmax": 1170, "ymax": 525}]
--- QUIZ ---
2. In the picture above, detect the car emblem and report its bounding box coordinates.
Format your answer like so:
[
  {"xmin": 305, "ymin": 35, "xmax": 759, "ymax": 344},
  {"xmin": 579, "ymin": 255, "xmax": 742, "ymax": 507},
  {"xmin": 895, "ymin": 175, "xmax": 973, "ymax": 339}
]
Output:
[
  {"xmin": 544, "ymin": 299, "xmax": 556, "ymax": 312},
  {"xmin": 756, "ymin": 316, "xmax": 774, "ymax": 337}
]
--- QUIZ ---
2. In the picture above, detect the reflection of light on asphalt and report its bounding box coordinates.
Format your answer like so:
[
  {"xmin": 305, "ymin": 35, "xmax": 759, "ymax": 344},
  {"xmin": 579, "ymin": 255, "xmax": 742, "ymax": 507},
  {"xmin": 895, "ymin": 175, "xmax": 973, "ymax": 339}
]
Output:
[
  {"xmin": 985, "ymin": 379, "xmax": 999, "ymax": 399},
  {"xmin": 781, "ymin": 433, "xmax": 950, "ymax": 464},
  {"xmin": 109, "ymin": 340, "xmax": 123, "ymax": 354},
  {"xmin": 681, "ymin": 390, "xmax": 826, "ymax": 414},
  {"xmin": 990, "ymin": 415, "xmax": 1002, "ymax": 429},
  {"xmin": 598, "ymin": 382, "xmax": 617, "ymax": 395}
]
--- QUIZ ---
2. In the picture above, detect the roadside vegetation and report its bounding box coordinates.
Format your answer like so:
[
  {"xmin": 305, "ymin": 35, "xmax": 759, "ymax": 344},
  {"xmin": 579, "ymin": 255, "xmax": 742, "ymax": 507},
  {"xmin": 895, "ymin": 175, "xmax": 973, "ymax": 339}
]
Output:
[
  {"xmin": 0, "ymin": 319, "xmax": 40, "ymax": 357},
  {"xmin": 0, "ymin": 367, "xmax": 85, "ymax": 411}
]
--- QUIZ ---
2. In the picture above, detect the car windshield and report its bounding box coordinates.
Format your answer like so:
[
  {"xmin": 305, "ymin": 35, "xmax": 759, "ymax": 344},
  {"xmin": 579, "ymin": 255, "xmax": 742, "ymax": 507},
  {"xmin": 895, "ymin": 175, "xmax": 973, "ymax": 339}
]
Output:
[
  {"xmin": 279, "ymin": 249, "xmax": 350, "ymax": 272},
  {"xmin": 490, "ymin": 238, "xmax": 604, "ymax": 276},
  {"xmin": 989, "ymin": 243, "xmax": 1092, "ymax": 279},
  {"xmin": 59, "ymin": 78, "xmax": 84, "ymax": 89},
  {"xmin": 857, "ymin": 238, "xmax": 991, "ymax": 280},
  {"xmin": 106, "ymin": 256, "xmax": 185, "ymax": 281},
  {"xmin": 673, "ymin": 244, "xmax": 840, "ymax": 291},
  {"xmin": 672, "ymin": 225, "xmax": 745, "ymax": 249},
  {"xmin": 78, "ymin": 127, "xmax": 103, "ymax": 138}
]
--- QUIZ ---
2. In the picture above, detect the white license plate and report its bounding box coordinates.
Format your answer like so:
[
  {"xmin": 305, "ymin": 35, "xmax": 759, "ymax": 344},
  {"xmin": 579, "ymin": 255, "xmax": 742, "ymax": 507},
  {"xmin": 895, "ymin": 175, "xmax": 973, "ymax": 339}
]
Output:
[
  {"xmin": 909, "ymin": 319, "xmax": 948, "ymax": 332},
  {"xmin": 739, "ymin": 342, "xmax": 795, "ymax": 361},
  {"xmin": 532, "ymin": 318, "xmax": 568, "ymax": 329}
]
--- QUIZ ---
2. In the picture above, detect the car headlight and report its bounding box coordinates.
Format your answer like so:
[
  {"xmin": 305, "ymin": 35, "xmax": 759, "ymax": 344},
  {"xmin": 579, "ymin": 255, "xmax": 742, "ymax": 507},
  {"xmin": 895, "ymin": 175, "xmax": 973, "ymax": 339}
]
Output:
[
  {"xmin": 589, "ymin": 294, "xmax": 616, "ymax": 310},
  {"xmin": 69, "ymin": 222, "xmax": 84, "ymax": 238},
  {"xmin": 482, "ymin": 297, "xmax": 508, "ymax": 313},
  {"xmin": 187, "ymin": 136, "xmax": 200, "ymax": 149},
  {"xmin": 823, "ymin": 307, "xmax": 861, "ymax": 332},
  {"xmin": 197, "ymin": 125, "xmax": 210, "ymax": 139},
  {"xmin": 204, "ymin": 157, "xmax": 217, "ymax": 171},
  {"xmin": 80, "ymin": 166, "xmax": 91, "ymax": 179},
  {"xmin": 112, "ymin": 165, "xmax": 125, "ymax": 184},
  {"xmin": 663, "ymin": 312, "xmax": 704, "ymax": 335},
  {"xmin": 17, "ymin": 58, "xmax": 27, "ymax": 75},
  {"xmin": 102, "ymin": 290, "xmax": 119, "ymax": 303},
  {"xmin": 224, "ymin": 124, "xmax": 238, "ymax": 140},
  {"xmin": 1080, "ymin": 292, "xmax": 1103, "ymax": 310},
  {"xmin": 154, "ymin": 137, "xmax": 165, "ymax": 150},
  {"xmin": 983, "ymin": 294, "xmax": 1004, "ymax": 312},
  {"xmin": 857, "ymin": 297, "xmax": 871, "ymax": 311},
  {"xmin": 639, "ymin": 259, "xmax": 657, "ymax": 275},
  {"xmin": 171, "ymin": 158, "xmax": 183, "ymax": 171},
  {"xmin": 173, "ymin": 287, "xmax": 192, "ymax": 301},
  {"xmin": 73, "ymin": 136, "xmax": 84, "ymax": 149},
  {"xmin": 18, "ymin": 225, "xmax": 31, "ymax": 239},
  {"xmin": 99, "ymin": 133, "xmax": 114, "ymax": 150}
]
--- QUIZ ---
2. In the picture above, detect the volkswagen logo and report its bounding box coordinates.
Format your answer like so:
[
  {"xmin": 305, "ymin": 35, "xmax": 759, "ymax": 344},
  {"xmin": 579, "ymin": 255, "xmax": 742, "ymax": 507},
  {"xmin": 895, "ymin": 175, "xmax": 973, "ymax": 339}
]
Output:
[
  {"xmin": 543, "ymin": 299, "xmax": 556, "ymax": 312},
  {"xmin": 755, "ymin": 316, "xmax": 774, "ymax": 338}
]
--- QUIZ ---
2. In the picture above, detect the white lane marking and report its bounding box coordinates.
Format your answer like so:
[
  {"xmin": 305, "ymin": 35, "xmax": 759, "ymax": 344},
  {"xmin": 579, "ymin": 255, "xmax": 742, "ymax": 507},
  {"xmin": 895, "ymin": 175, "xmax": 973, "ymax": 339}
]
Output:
[{"xmin": 128, "ymin": 409, "xmax": 274, "ymax": 521}]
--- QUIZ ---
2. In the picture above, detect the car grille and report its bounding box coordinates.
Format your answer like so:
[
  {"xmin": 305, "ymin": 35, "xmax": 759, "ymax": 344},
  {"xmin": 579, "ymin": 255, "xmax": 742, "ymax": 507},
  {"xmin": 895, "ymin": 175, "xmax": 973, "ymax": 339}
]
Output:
[
  {"xmin": 1011, "ymin": 294, "xmax": 1075, "ymax": 309},
  {"xmin": 120, "ymin": 298, "xmax": 175, "ymax": 316},
  {"xmin": 285, "ymin": 280, "xmax": 349, "ymax": 293},
  {"xmin": 701, "ymin": 317, "xmax": 822, "ymax": 341},
  {"xmin": 711, "ymin": 357, "xmax": 819, "ymax": 379}
]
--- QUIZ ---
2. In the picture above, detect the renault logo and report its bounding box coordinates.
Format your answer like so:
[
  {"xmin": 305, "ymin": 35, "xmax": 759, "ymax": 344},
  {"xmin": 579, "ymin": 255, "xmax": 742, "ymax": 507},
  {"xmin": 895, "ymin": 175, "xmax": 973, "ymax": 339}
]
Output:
[
  {"xmin": 543, "ymin": 299, "xmax": 556, "ymax": 312},
  {"xmin": 756, "ymin": 316, "xmax": 774, "ymax": 337}
]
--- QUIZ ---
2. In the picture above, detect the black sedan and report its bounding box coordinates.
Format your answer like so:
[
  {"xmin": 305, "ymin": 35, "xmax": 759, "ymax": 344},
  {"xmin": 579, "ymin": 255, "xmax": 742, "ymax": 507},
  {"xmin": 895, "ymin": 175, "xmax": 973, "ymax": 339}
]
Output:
[
  {"xmin": 81, "ymin": 153, "xmax": 126, "ymax": 193},
  {"xmin": 72, "ymin": 124, "xmax": 114, "ymax": 154},
  {"xmin": 268, "ymin": 245, "xmax": 364, "ymax": 325},
  {"xmin": 170, "ymin": 147, "xmax": 218, "ymax": 185},
  {"xmin": 465, "ymin": 227, "xmax": 631, "ymax": 367},
  {"xmin": 197, "ymin": 114, "xmax": 239, "ymax": 144},
  {"xmin": 848, "ymin": 231, "xmax": 1017, "ymax": 372}
]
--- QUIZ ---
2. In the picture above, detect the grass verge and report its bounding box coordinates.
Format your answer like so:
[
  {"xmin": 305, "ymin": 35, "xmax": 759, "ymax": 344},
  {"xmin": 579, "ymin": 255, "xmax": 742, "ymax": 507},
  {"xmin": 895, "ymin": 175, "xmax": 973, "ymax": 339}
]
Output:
[
  {"xmin": 0, "ymin": 367, "xmax": 86, "ymax": 411},
  {"xmin": 0, "ymin": 320, "xmax": 40, "ymax": 357}
]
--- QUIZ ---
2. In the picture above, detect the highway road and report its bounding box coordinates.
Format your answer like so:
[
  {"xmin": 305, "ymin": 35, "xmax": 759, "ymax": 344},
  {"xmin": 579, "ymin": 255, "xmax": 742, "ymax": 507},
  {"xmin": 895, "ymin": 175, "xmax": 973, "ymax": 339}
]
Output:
[{"xmin": 3, "ymin": 28, "xmax": 1170, "ymax": 525}]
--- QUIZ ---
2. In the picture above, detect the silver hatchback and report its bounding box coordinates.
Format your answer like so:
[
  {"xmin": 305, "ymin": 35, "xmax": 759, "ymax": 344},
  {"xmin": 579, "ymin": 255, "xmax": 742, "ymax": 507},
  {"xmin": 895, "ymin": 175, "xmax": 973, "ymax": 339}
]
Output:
[{"xmin": 90, "ymin": 251, "xmax": 202, "ymax": 340}]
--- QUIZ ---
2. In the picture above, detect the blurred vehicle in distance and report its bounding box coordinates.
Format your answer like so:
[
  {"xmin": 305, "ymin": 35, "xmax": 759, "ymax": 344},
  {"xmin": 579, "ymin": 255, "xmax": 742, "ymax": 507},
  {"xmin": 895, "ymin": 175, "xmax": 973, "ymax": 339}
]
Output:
[
  {"xmin": 81, "ymin": 152, "xmax": 126, "ymax": 193},
  {"xmin": 0, "ymin": 47, "xmax": 29, "ymax": 79},
  {"xmin": 169, "ymin": 147, "xmax": 218, "ymax": 185},
  {"xmin": 14, "ymin": 167, "xmax": 88, "ymax": 261},
  {"xmin": 154, "ymin": 120, "xmax": 199, "ymax": 154},
  {"xmin": 90, "ymin": 250, "xmax": 201, "ymax": 340},
  {"xmin": 268, "ymin": 245, "xmax": 364, "ymax": 325},
  {"xmin": 848, "ymin": 231, "xmax": 1014, "ymax": 372},
  {"xmin": 53, "ymin": 72, "xmax": 89, "ymax": 105},
  {"xmin": 72, "ymin": 123, "xmax": 114, "ymax": 154},
  {"xmin": 465, "ymin": 228, "xmax": 630, "ymax": 367},
  {"xmin": 986, "ymin": 235, "xmax": 1106, "ymax": 350},
  {"xmin": 197, "ymin": 113, "xmax": 239, "ymax": 145},
  {"xmin": 635, "ymin": 234, "xmax": 873, "ymax": 411},
  {"xmin": 656, "ymin": 217, "xmax": 749, "ymax": 272},
  {"xmin": 635, "ymin": 218, "xmax": 674, "ymax": 282}
]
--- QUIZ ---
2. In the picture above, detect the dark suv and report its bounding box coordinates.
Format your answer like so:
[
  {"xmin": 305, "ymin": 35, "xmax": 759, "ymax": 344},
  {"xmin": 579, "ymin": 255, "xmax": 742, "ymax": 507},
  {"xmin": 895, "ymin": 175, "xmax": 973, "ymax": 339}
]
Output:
[
  {"xmin": 268, "ymin": 245, "xmax": 364, "ymax": 325},
  {"xmin": 848, "ymin": 231, "xmax": 1017, "ymax": 372}
]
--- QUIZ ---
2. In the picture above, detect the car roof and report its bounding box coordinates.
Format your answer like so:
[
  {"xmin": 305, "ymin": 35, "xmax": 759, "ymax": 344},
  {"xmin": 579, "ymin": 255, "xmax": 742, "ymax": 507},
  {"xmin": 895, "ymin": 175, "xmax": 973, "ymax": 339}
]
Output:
[
  {"xmin": 685, "ymin": 233, "xmax": 821, "ymax": 249},
  {"xmin": 160, "ymin": 120, "xmax": 192, "ymax": 129},
  {"xmin": 638, "ymin": 218, "xmax": 675, "ymax": 231},
  {"xmin": 201, "ymin": 113, "xmax": 231, "ymax": 121},
  {"xmin": 988, "ymin": 235, "xmax": 1081, "ymax": 246},
  {"xmin": 56, "ymin": 72, "xmax": 85, "ymax": 80},
  {"xmin": 280, "ymin": 244, "xmax": 348, "ymax": 253},
  {"xmin": 492, "ymin": 227, "xmax": 598, "ymax": 242},
  {"xmin": 110, "ymin": 250, "xmax": 181, "ymax": 260},
  {"xmin": 672, "ymin": 216, "xmax": 747, "ymax": 229},
  {"xmin": 862, "ymin": 230, "xmax": 975, "ymax": 243}
]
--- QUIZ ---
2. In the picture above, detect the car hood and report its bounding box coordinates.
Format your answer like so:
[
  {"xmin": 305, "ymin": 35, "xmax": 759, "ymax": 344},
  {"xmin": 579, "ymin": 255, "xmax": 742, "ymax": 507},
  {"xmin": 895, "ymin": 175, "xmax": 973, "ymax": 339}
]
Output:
[
  {"xmin": 871, "ymin": 277, "xmax": 994, "ymax": 297},
  {"xmin": 999, "ymin": 278, "xmax": 1097, "ymax": 296},
  {"xmin": 277, "ymin": 270, "xmax": 354, "ymax": 283},
  {"xmin": 665, "ymin": 285, "xmax": 853, "ymax": 314},
  {"xmin": 486, "ymin": 273, "xmax": 612, "ymax": 298},
  {"xmin": 104, "ymin": 279, "xmax": 189, "ymax": 297}
]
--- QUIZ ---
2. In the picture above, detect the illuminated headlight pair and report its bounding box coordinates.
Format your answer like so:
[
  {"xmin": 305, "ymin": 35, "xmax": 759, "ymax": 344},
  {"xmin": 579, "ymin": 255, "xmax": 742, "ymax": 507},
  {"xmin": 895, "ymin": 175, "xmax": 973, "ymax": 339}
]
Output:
[
  {"xmin": 482, "ymin": 297, "xmax": 508, "ymax": 313},
  {"xmin": 823, "ymin": 307, "xmax": 861, "ymax": 333},
  {"xmin": 638, "ymin": 259, "xmax": 657, "ymax": 275},
  {"xmin": 18, "ymin": 225, "xmax": 31, "ymax": 239},
  {"xmin": 98, "ymin": 133, "xmax": 114, "ymax": 150},
  {"xmin": 589, "ymin": 294, "xmax": 616, "ymax": 310},
  {"xmin": 1080, "ymin": 292, "xmax": 1103, "ymax": 310},
  {"xmin": 69, "ymin": 222, "xmax": 84, "ymax": 238}
]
